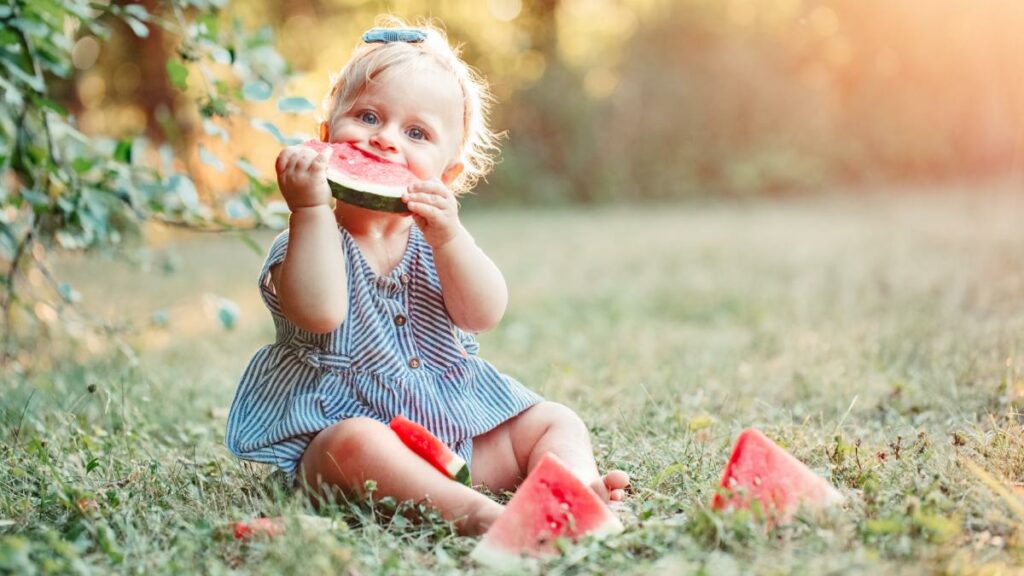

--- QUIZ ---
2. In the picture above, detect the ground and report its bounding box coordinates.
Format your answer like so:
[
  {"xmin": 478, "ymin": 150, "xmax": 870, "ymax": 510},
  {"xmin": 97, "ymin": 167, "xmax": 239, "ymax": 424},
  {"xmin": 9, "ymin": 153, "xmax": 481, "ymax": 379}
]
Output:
[{"xmin": 2, "ymin": 189, "xmax": 1023, "ymax": 574}]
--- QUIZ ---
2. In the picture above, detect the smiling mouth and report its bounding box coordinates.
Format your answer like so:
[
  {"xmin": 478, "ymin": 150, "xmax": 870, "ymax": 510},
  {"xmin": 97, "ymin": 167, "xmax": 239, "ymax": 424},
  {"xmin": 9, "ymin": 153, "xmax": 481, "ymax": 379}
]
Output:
[{"xmin": 350, "ymin": 145, "xmax": 403, "ymax": 166}]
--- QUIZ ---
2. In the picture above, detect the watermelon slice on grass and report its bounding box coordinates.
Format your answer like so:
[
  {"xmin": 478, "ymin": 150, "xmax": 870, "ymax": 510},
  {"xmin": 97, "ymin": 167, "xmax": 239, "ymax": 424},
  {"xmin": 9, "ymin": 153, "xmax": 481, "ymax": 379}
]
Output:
[
  {"xmin": 711, "ymin": 428, "xmax": 843, "ymax": 524},
  {"xmin": 232, "ymin": 515, "xmax": 335, "ymax": 540},
  {"xmin": 471, "ymin": 452, "xmax": 624, "ymax": 568},
  {"xmin": 304, "ymin": 140, "xmax": 417, "ymax": 213},
  {"xmin": 389, "ymin": 415, "xmax": 472, "ymax": 487}
]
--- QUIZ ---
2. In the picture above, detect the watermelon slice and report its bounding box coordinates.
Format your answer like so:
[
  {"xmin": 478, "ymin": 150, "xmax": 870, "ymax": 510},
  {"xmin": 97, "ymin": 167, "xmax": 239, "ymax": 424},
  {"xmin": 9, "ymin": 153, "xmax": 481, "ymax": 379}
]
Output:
[
  {"xmin": 232, "ymin": 515, "xmax": 335, "ymax": 540},
  {"xmin": 389, "ymin": 415, "xmax": 471, "ymax": 486},
  {"xmin": 471, "ymin": 452, "xmax": 624, "ymax": 568},
  {"xmin": 711, "ymin": 428, "xmax": 842, "ymax": 523},
  {"xmin": 304, "ymin": 140, "xmax": 417, "ymax": 213},
  {"xmin": 232, "ymin": 517, "xmax": 285, "ymax": 540}
]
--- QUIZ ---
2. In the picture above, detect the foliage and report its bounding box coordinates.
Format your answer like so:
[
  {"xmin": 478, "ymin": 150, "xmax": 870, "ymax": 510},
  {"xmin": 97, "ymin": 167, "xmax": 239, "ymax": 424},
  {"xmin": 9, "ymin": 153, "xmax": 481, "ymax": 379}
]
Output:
[
  {"xmin": 0, "ymin": 0, "xmax": 302, "ymax": 362},
  {"xmin": 483, "ymin": 0, "xmax": 1024, "ymax": 203}
]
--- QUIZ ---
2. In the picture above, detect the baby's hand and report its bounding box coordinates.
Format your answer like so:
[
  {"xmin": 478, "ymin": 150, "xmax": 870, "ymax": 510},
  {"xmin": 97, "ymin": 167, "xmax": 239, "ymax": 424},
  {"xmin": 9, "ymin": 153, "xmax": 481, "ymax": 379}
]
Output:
[
  {"xmin": 404, "ymin": 180, "xmax": 462, "ymax": 249},
  {"xmin": 275, "ymin": 146, "xmax": 332, "ymax": 210}
]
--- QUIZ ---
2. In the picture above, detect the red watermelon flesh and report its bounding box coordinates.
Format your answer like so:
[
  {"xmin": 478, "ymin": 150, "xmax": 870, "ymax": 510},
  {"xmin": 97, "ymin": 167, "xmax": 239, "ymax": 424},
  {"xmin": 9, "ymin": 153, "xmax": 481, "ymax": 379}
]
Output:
[
  {"xmin": 233, "ymin": 517, "xmax": 284, "ymax": 540},
  {"xmin": 471, "ymin": 452, "xmax": 624, "ymax": 568},
  {"xmin": 711, "ymin": 428, "xmax": 842, "ymax": 523},
  {"xmin": 389, "ymin": 415, "xmax": 471, "ymax": 486},
  {"xmin": 304, "ymin": 140, "xmax": 418, "ymax": 213}
]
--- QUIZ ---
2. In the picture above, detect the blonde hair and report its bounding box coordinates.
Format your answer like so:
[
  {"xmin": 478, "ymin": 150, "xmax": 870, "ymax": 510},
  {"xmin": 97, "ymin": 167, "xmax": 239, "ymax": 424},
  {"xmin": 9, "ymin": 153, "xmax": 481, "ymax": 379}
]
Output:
[{"xmin": 322, "ymin": 16, "xmax": 499, "ymax": 194}]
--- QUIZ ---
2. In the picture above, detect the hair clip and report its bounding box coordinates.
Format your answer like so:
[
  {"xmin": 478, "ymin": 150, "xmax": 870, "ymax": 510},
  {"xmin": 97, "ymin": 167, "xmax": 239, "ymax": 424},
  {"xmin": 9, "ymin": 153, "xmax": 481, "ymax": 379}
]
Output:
[{"xmin": 362, "ymin": 28, "xmax": 427, "ymax": 44}]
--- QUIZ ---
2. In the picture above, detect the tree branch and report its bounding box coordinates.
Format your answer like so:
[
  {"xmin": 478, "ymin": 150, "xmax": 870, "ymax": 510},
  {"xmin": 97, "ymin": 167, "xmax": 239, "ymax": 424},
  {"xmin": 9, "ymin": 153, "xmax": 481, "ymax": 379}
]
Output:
[{"xmin": 2, "ymin": 221, "xmax": 34, "ymax": 364}]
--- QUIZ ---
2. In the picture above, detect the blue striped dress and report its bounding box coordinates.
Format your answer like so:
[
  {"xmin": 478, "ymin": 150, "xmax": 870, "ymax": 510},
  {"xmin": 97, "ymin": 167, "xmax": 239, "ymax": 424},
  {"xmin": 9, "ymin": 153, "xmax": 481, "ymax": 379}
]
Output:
[{"xmin": 225, "ymin": 224, "xmax": 542, "ymax": 480}]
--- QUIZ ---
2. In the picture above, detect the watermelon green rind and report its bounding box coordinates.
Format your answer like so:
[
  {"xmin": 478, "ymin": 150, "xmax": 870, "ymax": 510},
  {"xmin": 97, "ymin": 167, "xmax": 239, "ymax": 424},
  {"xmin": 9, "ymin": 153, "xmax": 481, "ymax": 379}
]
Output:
[
  {"xmin": 326, "ymin": 178, "xmax": 408, "ymax": 213},
  {"xmin": 471, "ymin": 452, "xmax": 623, "ymax": 568},
  {"xmin": 452, "ymin": 462, "xmax": 472, "ymax": 487},
  {"xmin": 389, "ymin": 415, "xmax": 472, "ymax": 487}
]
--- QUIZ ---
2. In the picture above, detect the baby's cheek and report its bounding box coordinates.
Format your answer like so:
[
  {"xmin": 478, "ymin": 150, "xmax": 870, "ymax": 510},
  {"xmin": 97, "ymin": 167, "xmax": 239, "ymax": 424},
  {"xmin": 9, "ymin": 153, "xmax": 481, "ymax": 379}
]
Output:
[{"xmin": 408, "ymin": 161, "xmax": 439, "ymax": 182}]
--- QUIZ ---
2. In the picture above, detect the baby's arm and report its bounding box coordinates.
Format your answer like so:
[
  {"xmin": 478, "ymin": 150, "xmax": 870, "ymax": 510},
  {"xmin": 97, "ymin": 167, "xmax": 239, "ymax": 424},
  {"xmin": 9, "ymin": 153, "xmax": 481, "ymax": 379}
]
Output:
[
  {"xmin": 404, "ymin": 181, "xmax": 507, "ymax": 333},
  {"xmin": 433, "ymin": 227, "xmax": 508, "ymax": 333},
  {"xmin": 270, "ymin": 146, "xmax": 348, "ymax": 333}
]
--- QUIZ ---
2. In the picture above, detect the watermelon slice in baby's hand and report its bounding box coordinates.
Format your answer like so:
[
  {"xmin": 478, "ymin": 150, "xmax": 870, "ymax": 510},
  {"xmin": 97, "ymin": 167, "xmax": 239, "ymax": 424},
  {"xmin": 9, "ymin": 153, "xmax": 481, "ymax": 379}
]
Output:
[
  {"xmin": 389, "ymin": 415, "xmax": 471, "ymax": 486},
  {"xmin": 471, "ymin": 452, "xmax": 624, "ymax": 568},
  {"xmin": 711, "ymin": 428, "xmax": 842, "ymax": 524},
  {"xmin": 304, "ymin": 140, "xmax": 417, "ymax": 213}
]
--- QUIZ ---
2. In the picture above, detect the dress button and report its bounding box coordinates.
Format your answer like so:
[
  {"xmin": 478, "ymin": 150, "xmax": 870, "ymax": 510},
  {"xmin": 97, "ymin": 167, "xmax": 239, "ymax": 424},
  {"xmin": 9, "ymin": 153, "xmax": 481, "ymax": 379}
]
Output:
[
  {"xmin": 408, "ymin": 357, "xmax": 421, "ymax": 369},
  {"xmin": 400, "ymin": 273, "xmax": 411, "ymax": 285},
  {"xmin": 394, "ymin": 314, "xmax": 407, "ymax": 327}
]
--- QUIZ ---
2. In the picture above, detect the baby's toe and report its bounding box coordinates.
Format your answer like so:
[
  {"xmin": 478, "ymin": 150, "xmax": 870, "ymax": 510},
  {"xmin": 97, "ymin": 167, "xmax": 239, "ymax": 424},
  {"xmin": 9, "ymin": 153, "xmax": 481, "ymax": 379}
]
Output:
[
  {"xmin": 609, "ymin": 488, "xmax": 626, "ymax": 501},
  {"xmin": 603, "ymin": 470, "xmax": 630, "ymax": 491}
]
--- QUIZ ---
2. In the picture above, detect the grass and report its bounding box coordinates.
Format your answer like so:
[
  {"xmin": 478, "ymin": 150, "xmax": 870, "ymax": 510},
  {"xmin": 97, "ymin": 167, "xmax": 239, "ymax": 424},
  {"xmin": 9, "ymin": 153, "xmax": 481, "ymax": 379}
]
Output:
[{"xmin": 3, "ymin": 189, "xmax": 1024, "ymax": 574}]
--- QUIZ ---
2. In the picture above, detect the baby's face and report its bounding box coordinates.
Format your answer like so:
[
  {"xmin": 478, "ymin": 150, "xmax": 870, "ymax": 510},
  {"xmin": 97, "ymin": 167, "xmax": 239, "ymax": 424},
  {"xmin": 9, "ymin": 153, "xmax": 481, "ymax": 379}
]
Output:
[{"xmin": 329, "ymin": 63, "xmax": 464, "ymax": 183}]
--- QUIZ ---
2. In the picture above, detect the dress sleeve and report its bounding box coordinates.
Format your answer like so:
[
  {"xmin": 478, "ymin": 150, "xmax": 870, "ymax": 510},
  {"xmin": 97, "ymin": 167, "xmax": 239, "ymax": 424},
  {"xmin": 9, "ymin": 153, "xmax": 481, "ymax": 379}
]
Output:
[{"xmin": 258, "ymin": 230, "xmax": 290, "ymax": 318}]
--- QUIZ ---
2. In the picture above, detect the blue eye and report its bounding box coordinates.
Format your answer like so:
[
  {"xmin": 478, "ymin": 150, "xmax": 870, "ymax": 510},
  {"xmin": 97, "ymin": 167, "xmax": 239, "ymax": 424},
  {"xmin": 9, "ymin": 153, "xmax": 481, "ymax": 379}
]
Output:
[
  {"xmin": 407, "ymin": 127, "xmax": 427, "ymax": 141},
  {"xmin": 359, "ymin": 111, "xmax": 379, "ymax": 125}
]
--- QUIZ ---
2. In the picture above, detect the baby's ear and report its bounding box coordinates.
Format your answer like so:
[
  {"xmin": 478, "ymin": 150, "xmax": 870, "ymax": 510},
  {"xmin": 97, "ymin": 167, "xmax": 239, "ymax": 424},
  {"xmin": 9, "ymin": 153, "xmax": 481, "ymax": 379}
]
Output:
[
  {"xmin": 319, "ymin": 121, "xmax": 330, "ymax": 143},
  {"xmin": 441, "ymin": 162, "xmax": 464, "ymax": 186}
]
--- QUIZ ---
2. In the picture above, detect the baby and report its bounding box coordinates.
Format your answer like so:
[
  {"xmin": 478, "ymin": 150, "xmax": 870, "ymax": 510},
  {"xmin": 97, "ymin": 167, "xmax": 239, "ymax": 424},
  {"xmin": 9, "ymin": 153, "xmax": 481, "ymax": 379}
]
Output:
[{"xmin": 225, "ymin": 19, "xmax": 628, "ymax": 535}]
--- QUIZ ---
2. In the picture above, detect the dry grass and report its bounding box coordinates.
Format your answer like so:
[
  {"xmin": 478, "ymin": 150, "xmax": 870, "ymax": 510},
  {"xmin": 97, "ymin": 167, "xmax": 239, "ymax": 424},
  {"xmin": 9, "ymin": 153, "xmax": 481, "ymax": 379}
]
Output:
[{"xmin": 3, "ymin": 188, "xmax": 1024, "ymax": 573}]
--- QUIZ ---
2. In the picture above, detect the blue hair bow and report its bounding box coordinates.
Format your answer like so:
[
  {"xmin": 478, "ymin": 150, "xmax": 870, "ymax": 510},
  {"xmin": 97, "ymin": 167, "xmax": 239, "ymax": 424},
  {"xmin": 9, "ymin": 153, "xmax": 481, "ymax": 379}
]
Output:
[{"xmin": 362, "ymin": 28, "xmax": 427, "ymax": 44}]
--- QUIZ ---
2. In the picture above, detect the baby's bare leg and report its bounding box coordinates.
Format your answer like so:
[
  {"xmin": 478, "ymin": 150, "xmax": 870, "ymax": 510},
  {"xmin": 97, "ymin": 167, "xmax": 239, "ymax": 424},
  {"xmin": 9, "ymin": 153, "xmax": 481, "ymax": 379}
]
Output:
[
  {"xmin": 299, "ymin": 417, "xmax": 503, "ymax": 535},
  {"xmin": 472, "ymin": 402, "xmax": 630, "ymax": 501}
]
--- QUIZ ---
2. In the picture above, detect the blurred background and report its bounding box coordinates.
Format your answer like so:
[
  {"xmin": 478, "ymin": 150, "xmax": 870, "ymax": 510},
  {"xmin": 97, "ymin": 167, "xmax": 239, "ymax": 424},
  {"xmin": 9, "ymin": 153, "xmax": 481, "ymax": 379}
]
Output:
[{"xmin": 64, "ymin": 0, "xmax": 1024, "ymax": 206}]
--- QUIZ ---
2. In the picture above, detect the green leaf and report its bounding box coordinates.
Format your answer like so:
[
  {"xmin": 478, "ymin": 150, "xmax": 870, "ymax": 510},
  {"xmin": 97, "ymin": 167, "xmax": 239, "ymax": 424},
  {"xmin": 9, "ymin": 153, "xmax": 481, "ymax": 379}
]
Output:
[
  {"xmin": 122, "ymin": 4, "xmax": 149, "ymax": 20},
  {"xmin": 216, "ymin": 298, "xmax": 239, "ymax": 330},
  {"xmin": 58, "ymin": 282, "xmax": 81, "ymax": 303},
  {"xmin": 202, "ymin": 119, "xmax": 229, "ymax": 142},
  {"xmin": 235, "ymin": 158, "xmax": 262, "ymax": 179},
  {"xmin": 113, "ymin": 140, "xmax": 132, "ymax": 163},
  {"xmin": 277, "ymin": 96, "xmax": 316, "ymax": 113},
  {"xmin": 19, "ymin": 187, "xmax": 49, "ymax": 207},
  {"xmin": 124, "ymin": 16, "xmax": 150, "ymax": 38},
  {"xmin": 224, "ymin": 196, "xmax": 250, "ymax": 219},
  {"xmin": 198, "ymin": 145, "xmax": 223, "ymax": 171},
  {"xmin": 168, "ymin": 174, "xmax": 199, "ymax": 210},
  {"xmin": 1, "ymin": 59, "xmax": 44, "ymax": 93},
  {"xmin": 197, "ymin": 13, "xmax": 220, "ymax": 38},
  {"xmin": 72, "ymin": 157, "xmax": 96, "ymax": 174},
  {"xmin": 242, "ymin": 79, "xmax": 272, "ymax": 102},
  {"xmin": 252, "ymin": 119, "xmax": 303, "ymax": 146},
  {"xmin": 31, "ymin": 95, "xmax": 68, "ymax": 115},
  {"xmin": 166, "ymin": 59, "xmax": 188, "ymax": 90}
]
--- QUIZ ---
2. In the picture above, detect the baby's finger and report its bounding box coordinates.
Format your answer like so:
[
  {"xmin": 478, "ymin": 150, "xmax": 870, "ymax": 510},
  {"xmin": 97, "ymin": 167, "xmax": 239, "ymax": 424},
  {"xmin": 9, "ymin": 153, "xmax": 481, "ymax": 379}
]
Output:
[
  {"xmin": 408, "ymin": 179, "xmax": 450, "ymax": 197},
  {"xmin": 292, "ymin": 148, "xmax": 318, "ymax": 172},
  {"xmin": 403, "ymin": 192, "xmax": 449, "ymax": 208},
  {"xmin": 406, "ymin": 201, "xmax": 443, "ymax": 221},
  {"xmin": 275, "ymin": 147, "xmax": 298, "ymax": 174},
  {"xmin": 312, "ymin": 148, "xmax": 332, "ymax": 171}
]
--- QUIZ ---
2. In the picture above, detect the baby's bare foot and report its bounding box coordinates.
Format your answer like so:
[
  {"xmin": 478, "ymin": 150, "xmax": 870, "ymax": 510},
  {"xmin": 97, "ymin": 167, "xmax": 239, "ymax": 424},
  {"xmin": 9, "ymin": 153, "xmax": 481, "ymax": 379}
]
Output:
[
  {"xmin": 457, "ymin": 498, "xmax": 504, "ymax": 536},
  {"xmin": 589, "ymin": 470, "xmax": 630, "ymax": 502},
  {"xmin": 604, "ymin": 469, "xmax": 630, "ymax": 501}
]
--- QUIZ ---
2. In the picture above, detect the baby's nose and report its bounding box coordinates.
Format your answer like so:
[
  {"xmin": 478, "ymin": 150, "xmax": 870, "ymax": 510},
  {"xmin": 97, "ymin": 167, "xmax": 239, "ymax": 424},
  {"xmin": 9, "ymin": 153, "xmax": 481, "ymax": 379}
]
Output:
[{"xmin": 369, "ymin": 128, "xmax": 399, "ymax": 153}]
